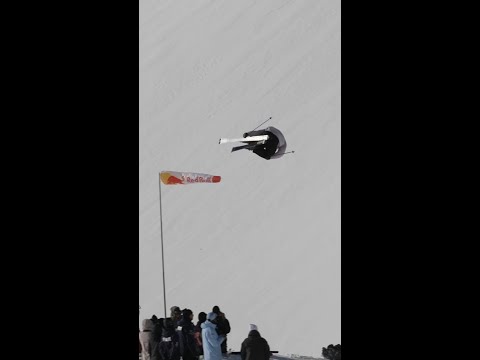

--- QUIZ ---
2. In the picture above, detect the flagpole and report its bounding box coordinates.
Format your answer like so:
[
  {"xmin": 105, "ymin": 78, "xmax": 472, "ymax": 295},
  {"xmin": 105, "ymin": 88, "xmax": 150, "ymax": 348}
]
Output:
[{"xmin": 159, "ymin": 174, "xmax": 167, "ymax": 318}]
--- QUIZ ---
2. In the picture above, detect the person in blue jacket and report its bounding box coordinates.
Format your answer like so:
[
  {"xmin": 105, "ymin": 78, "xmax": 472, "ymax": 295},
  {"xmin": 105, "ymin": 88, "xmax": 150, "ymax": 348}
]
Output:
[{"xmin": 201, "ymin": 312, "xmax": 225, "ymax": 360}]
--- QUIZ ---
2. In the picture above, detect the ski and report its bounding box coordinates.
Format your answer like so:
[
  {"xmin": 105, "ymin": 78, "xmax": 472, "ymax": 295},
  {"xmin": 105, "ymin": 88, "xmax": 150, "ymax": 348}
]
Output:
[
  {"xmin": 219, "ymin": 135, "xmax": 269, "ymax": 144},
  {"xmin": 231, "ymin": 143, "xmax": 258, "ymax": 152}
]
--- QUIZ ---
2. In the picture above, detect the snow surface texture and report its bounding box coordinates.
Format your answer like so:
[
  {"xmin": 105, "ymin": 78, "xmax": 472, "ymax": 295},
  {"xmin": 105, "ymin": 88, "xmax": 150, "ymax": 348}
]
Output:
[{"xmin": 139, "ymin": 0, "xmax": 340, "ymax": 357}]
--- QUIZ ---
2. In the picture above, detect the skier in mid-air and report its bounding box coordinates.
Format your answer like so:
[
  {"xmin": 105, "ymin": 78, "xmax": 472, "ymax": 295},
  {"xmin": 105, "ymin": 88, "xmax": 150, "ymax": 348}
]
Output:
[
  {"xmin": 241, "ymin": 126, "xmax": 287, "ymax": 160},
  {"xmin": 219, "ymin": 120, "xmax": 289, "ymax": 160}
]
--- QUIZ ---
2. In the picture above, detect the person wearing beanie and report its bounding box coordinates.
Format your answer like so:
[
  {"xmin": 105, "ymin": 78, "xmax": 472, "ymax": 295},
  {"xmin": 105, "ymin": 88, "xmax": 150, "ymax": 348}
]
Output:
[
  {"xmin": 177, "ymin": 309, "xmax": 198, "ymax": 360},
  {"xmin": 201, "ymin": 312, "xmax": 225, "ymax": 360},
  {"xmin": 194, "ymin": 312, "xmax": 207, "ymax": 356},
  {"xmin": 171, "ymin": 306, "xmax": 182, "ymax": 324},
  {"xmin": 240, "ymin": 329, "xmax": 271, "ymax": 360},
  {"xmin": 212, "ymin": 306, "xmax": 230, "ymax": 354}
]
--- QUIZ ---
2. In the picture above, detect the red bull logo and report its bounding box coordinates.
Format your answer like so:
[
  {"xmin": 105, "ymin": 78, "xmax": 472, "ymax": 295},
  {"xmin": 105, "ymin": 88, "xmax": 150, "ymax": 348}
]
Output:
[
  {"xmin": 160, "ymin": 172, "xmax": 184, "ymax": 185},
  {"xmin": 160, "ymin": 171, "xmax": 221, "ymax": 185},
  {"xmin": 167, "ymin": 175, "xmax": 184, "ymax": 184}
]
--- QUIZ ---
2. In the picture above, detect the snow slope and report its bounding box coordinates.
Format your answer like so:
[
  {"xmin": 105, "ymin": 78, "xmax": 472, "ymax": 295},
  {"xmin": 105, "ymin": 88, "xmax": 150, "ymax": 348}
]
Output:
[{"xmin": 139, "ymin": 0, "xmax": 340, "ymax": 356}]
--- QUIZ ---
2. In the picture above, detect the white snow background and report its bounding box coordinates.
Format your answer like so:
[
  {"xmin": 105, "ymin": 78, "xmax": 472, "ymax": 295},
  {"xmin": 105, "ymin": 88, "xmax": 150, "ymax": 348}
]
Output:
[{"xmin": 139, "ymin": 0, "xmax": 340, "ymax": 357}]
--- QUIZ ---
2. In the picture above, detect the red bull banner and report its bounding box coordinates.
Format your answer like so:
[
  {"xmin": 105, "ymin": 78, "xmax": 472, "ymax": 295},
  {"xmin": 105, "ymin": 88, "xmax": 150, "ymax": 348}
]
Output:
[{"xmin": 160, "ymin": 171, "xmax": 221, "ymax": 185}]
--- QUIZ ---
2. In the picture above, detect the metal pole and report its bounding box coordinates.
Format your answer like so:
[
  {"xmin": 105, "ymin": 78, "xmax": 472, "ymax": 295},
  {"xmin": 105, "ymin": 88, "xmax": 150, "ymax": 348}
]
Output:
[{"xmin": 159, "ymin": 175, "xmax": 167, "ymax": 318}]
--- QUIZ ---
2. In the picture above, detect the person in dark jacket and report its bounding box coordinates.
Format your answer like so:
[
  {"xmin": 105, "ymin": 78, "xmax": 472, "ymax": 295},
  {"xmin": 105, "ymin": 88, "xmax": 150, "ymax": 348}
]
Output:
[
  {"xmin": 177, "ymin": 309, "xmax": 198, "ymax": 360},
  {"xmin": 242, "ymin": 126, "xmax": 287, "ymax": 160},
  {"xmin": 212, "ymin": 306, "xmax": 230, "ymax": 354},
  {"xmin": 240, "ymin": 329, "xmax": 271, "ymax": 360},
  {"xmin": 151, "ymin": 315, "xmax": 162, "ymax": 340},
  {"xmin": 158, "ymin": 306, "xmax": 182, "ymax": 360},
  {"xmin": 150, "ymin": 316, "xmax": 163, "ymax": 360},
  {"xmin": 194, "ymin": 312, "xmax": 207, "ymax": 356}
]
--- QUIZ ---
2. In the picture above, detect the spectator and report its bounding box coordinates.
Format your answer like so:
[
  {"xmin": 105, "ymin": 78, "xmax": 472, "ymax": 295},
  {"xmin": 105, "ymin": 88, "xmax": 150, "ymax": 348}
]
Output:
[
  {"xmin": 212, "ymin": 306, "xmax": 230, "ymax": 353},
  {"xmin": 159, "ymin": 306, "xmax": 182, "ymax": 360},
  {"xmin": 322, "ymin": 344, "xmax": 341, "ymax": 360},
  {"xmin": 240, "ymin": 328, "xmax": 271, "ymax": 360},
  {"xmin": 140, "ymin": 319, "xmax": 155, "ymax": 360},
  {"xmin": 194, "ymin": 312, "xmax": 207, "ymax": 356},
  {"xmin": 177, "ymin": 308, "xmax": 198, "ymax": 360},
  {"xmin": 201, "ymin": 312, "xmax": 225, "ymax": 360}
]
